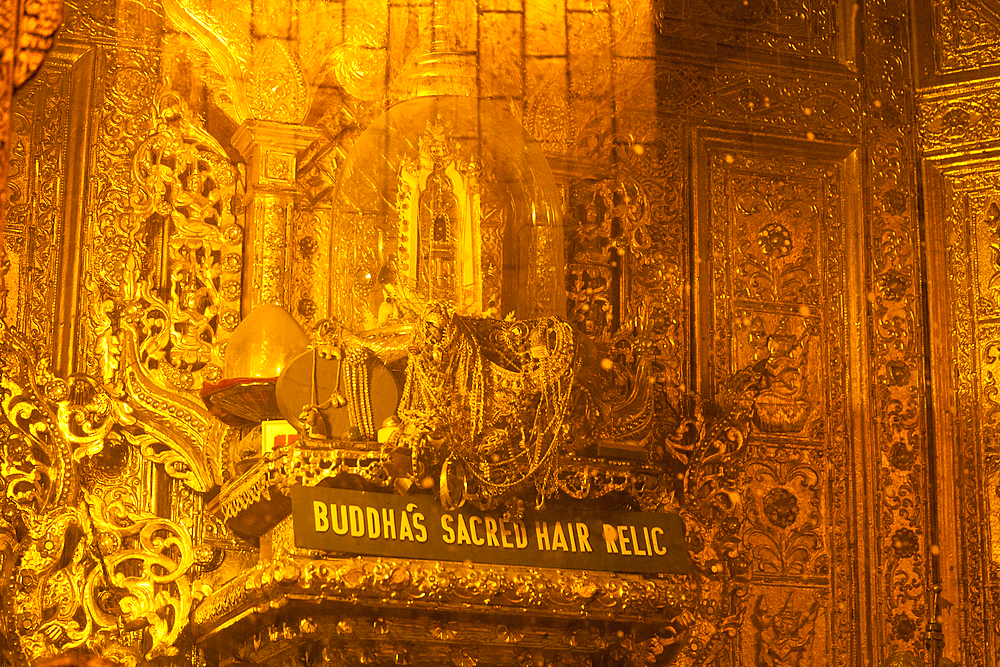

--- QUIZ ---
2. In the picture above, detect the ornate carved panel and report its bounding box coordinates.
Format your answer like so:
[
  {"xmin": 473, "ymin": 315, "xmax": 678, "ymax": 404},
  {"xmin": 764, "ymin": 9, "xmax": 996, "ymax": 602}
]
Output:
[
  {"xmin": 863, "ymin": 0, "xmax": 929, "ymax": 659},
  {"xmin": 925, "ymin": 160, "xmax": 1000, "ymax": 665},
  {"xmin": 918, "ymin": 82, "xmax": 1000, "ymax": 155},
  {"xmin": 931, "ymin": 0, "xmax": 1000, "ymax": 74},
  {"xmin": 5, "ymin": 58, "xmax": 74, "ymax": 348},
  {"xmin": 655, "ymin": 0, "xmax": 841, "ymax": 58},
  {"xmin": 652, "ymin": 63, "xmax": 860, "ymax": 143},
  {"xmin": 699, "ymin": 141, "xmax": 856, "ymax": 665}
]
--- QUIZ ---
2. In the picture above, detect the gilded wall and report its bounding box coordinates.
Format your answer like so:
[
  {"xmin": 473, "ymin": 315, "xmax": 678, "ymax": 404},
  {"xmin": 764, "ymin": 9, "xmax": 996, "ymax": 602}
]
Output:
[{"xmin": 1, "ymin": 0, "xmax": 991, "ymax": 664}]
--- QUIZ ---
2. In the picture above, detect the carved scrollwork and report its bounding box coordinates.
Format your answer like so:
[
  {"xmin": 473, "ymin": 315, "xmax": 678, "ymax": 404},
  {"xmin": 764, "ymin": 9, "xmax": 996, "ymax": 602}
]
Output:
[
  {"xmin": 1, "ymin": 322, "xmax": 75, "ymax": 510},
  {"xmin": 12, "ymin": 493, "xmax": 194, "ymax": 665},
  {"xmin": 82, "ymin": 493, "xmax": 195, "ymax": 660},
  {"xmin": 123, "ymin": 90, "xmax": 241, "ymax": 392},
  {"xmin": 741, "ymin": 447, "xmax": 825, "ymax": 577},
  {"xmin": 1, "ymin": 323, "xmax": 196, "ymax": 664},
  {"xmin": 655, "ymin": 0, "xmax": 837, "ymax": 57},
  {"xmin": 931, "ymin": 0, "xmax": 1000, "ymax": 74},
  {"xmin": 87, "ymin": 89, "xmax": 246, "ymax": 492}
]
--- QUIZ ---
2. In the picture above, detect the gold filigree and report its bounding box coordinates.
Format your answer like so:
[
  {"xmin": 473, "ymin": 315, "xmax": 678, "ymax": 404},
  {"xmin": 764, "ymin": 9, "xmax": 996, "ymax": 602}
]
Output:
[
  {"xmin": 741, "ymin": 446, "xmax": 825, "ymax": 575},
  {"xmin": 87, "ymin": 88, "xmax": 245, "ymax": 492},
  {"xmin": 932, "ymin": 0, "xmax": 1000, "ymax": 74},
  {"xmin": 195, "ymin": 556, "xmax": 690, "ymax": 630},
  {"xmin": 13, "ymin": 493, "xmax": 194, "ymax": 664},
  {"xmin": 1, "ymin": 323, "xmax": 74, "ymax": 510},
  {"xmin": 123, "ymin": 89, "xmax": 241, "ymax": 394},
  {"xmin": 918, "ymin": 89, "xmax": 996, "ymax": 154},
  {"xmin": 863, "ymin": 0, "xmax": 929, "ymax": 655},
  {"xmin": 1, "ymin": 325, "xmax": 195, "ymax": 663}
]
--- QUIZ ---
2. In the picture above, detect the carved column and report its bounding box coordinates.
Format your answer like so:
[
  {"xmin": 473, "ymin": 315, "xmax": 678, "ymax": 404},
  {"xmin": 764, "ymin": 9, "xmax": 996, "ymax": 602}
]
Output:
[{"xmin": 232, "ymin": 121, "xmax": 320, "ymax": 313}]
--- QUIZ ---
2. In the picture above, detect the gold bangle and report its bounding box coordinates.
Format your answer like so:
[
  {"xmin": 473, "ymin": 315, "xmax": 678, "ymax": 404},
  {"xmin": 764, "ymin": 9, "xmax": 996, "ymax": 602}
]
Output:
[{"xmin": 439, "ymin": 456, "xmax": 467, "ymax": 510}]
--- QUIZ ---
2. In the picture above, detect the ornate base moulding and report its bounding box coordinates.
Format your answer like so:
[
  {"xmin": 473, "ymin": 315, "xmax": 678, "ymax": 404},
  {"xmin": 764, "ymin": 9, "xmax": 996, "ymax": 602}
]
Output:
[{"xmin": 193, "ymin": 554, "xmax": 689, "ymax": 667}]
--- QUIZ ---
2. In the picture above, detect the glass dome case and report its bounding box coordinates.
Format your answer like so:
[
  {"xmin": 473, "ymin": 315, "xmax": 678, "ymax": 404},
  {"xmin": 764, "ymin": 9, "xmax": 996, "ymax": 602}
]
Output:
[{"xmin": 329, "ymin": 94, "xmax": 565, "ymax": 331}]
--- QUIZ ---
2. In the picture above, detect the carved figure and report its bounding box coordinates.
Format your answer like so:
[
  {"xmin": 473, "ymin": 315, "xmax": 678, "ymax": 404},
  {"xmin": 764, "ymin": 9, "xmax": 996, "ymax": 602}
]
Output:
[{"xmin": 750, "ymin": 592, "xmax": 820, "ymax": 667}]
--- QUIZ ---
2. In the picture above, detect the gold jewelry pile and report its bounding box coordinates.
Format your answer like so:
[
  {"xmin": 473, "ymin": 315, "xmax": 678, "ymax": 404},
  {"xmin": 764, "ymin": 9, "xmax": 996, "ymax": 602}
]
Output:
[{"xmin": 394, "ymin": 303, "xmax": 580, "ymax": 509}]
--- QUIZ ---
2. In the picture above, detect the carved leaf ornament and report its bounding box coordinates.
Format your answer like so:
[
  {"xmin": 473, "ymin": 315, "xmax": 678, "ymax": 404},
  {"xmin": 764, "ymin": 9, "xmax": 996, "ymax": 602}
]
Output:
[{"xmin": 1, "ymin": 320, "xmax": 196, "ymax": 664}]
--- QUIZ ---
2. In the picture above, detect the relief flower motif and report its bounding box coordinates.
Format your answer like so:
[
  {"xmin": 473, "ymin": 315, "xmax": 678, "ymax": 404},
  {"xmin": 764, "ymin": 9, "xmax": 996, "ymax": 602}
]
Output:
[
  {"xmin": 892, "ymin": 612, "xmax": 917, "ymax": 642},
  {"xmin": 430, "ymin": 623, "xmax": 458, "ymax": 641},
  {"xmin": 16, "ymin": 612, "xmax": 38, "ymax": 634},
  {"xmin": 881, "ymin": 189, "xmax": 908, "ymax": 216},
  {"xmin": 719, "ymin": 516, "xmax": 742, "ymax": 536},
  {"xmin": 496, "ymin": 625, "xmax": 523, "ymax": 644},
  {"xmin": 885, "ymin": 360, "xmax": 911, "ymax": 386},
  {"xmin": 220, "ymin": 310, "xmax": 241, "ymax": 331},
  {"xmin": 451, "ymin": 649, "xmax": 477, "ymax": 667},
  {"xmin": 737, "ymin": 87, "xmax": 765, "ymax": 112},
  {"xmin": 16, "ymin": 569, "xmax": 38, "ymax": 593},
  {"xmin": 0, "ymin": 498, "xmax": 21, "ymax": 526},
  {"xmin": 728, "ymin": 555, "xmax": 752, "ymax": 577},
  {"xmin": 37, "ymin": 534, "xmax": 61, "ymax": 559},
  {"xmin": 221, "ymin": 252, "xmax": 243, "ymax": 273},
  {"xmin": 220, "ymin": 279, "xmax": 242, "ymax": 301},
  {"xmin": 889, "ymin": 441, "xmax": 915, "ymax": 471},
  {"xmin": 878, "ymin": 270, "xmax": 909, "ymax": 301},
  {"xmin": 222, "ymin": 223, "xmax": 243, "ymax": 245},
  {"xmin": 5, "ymin": 438, "xmax": 32, "ymax": 463},
  {"xmin": 891, "ymin": 527, "xmax": 919, "ymax": 558},
  {"xmin": 297, "ymin": 297, "xmax": 317, "ymax": 319},
  {"xmin": 939, "ymin": 106, "xmax": 977, "ymax": 137},
  {"xmin": 762, "ymin": 487, "xmax": 799, "ymax": 529},
  {"xmin": 96, "ymin": 531, "xmax": 120, "ymax": 556},
  {"xmin": 298, "ymin": 236, "xmax": 318, "ymax": 258},
  {"xmin": 758, "ymin": 223, "xmax": 793, "ymax": 257}
]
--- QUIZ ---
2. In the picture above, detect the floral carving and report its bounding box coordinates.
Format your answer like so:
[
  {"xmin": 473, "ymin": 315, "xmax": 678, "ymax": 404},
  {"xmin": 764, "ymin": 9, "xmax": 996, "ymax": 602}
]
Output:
[
  {"xmin": 885, "ymin": 360, "xmax": 911, "ymax": 386},
  {"xmin": 891, "ymin": 613, "xmax": 917, "ymax": 642},
  {"xmin": 890, "ymin": 528, "xmax": 919, "ymax": 559},
  {"xmin": 728, "ymin": 163, "xmax": 822, "ymax": 306},
  {"xmin": 762, "ymin": 487, "xmax": 799, "ymax": 529},
  {"xmin": 758, "ymin": 223, "xmax": 793, "ymax": 257},
  {"xmin": 931, "ymin": 0, "xmax": 1000, "ymax": 74},
  {"xmin": 1, "ymin": 326, "xmax": 195, "ymax": 665},
  {"xmin": 889, "ymin": 442, "xmax": 915, "ymax": 471},
  {"xmin": 741, "ymin": 447, "xmax": 825, "ymax": 576},
  {"xmin": 877, "ymin": 270, "xmax": 909, "ymax": 302}
]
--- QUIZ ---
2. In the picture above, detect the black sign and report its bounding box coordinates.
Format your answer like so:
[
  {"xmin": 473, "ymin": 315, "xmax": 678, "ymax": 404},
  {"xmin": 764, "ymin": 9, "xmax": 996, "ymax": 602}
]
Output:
[{"xmin": 290, "ymin": 486, "xmax": 689, "ymax": 575}]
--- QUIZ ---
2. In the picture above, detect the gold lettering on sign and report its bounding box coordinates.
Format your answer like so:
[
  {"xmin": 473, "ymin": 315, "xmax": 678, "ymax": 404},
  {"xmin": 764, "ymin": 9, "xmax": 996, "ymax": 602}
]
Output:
[{"xmin": 314, "ymin": 501, "xmax": 328, "ymax": 532}]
